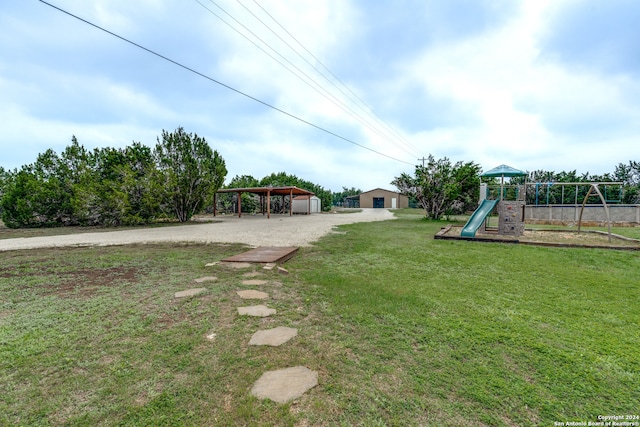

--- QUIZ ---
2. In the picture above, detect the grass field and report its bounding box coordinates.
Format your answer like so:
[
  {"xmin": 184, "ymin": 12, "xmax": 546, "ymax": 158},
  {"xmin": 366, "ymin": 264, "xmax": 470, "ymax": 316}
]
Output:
[{"xmin": 1, "ymin": 211, "xmax": 638, "ymax": 426}]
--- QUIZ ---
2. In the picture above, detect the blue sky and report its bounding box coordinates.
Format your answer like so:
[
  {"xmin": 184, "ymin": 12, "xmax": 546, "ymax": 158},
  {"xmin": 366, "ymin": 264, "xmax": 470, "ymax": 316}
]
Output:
[{"xmin": 1, "ymin": 0, "xmax": 639, "ymax": 192}]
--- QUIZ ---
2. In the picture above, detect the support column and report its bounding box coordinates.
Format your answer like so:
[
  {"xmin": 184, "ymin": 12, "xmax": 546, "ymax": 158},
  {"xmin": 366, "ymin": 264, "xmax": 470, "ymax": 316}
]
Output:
[
  {"xmin": 289, "ymin": 188, "xmax": 293, "ymax": 216},
  {"xmin": 267, "ymin": 189, "xmax": 271, "ymax": 219},
  {"xmin": 308, "ymin": 195, "xmax": 311, "ymax": 215},
  {"xmin": 237, "ymin": 191, "xmax": 242, "ymax": 218},
  {"xmin": 213, "ymin": 193, "xmax": 217, "ymax": 217}
]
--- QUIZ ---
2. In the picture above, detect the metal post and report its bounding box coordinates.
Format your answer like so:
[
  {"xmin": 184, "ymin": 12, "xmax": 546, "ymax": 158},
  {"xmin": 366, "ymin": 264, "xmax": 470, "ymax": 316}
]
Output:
[
  {"xmin": 578, "ymin": 184, "xmax": 612, "ymax": 242},
  {"xmin": 561, "ymin": 185, "xmax": 564, "ymax": 223},
  {"xmin": 267, "ymin": 189, "xmax": 271, "ymax": 219}
]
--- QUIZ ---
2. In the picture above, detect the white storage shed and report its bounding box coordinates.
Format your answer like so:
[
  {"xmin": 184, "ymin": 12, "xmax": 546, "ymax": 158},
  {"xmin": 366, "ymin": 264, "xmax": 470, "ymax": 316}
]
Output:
[{"xmin": 292, "ymin": 195, "xmax": 321, "ymax": 214}]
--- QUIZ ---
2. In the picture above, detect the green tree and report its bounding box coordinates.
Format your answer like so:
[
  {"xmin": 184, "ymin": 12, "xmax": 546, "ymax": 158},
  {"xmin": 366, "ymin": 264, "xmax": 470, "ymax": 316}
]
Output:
[
  {"xmin": 120, "ymin": 142, "xmax": 161, "ymax": 224},
  {"xmin": 224, "ymin": 175, "xmax": 260, "ymax": 213},
  {"xmin": 89, "ymin": 143, "xmax": 160, "ymax": 226},
  {"xmin": 392, "ymin": 155, "xmax": 481, "ymax": 220},
  {"xmin": 0, "ymin": 167, "xmax": 10, "ymax": 217},
  {"xmin": 332, "ymin": 186, "xmax": 362, "ymax": 206},
  {"xmin": 0, "ymin": 137, "xmax": 94, "ymax": 227},
  {"xmin": 515, "ymin": 168, "xmax": 627, "ymax": 206},
  {"xmin": 1, "ymin": 170, "xmax": 38, "ymax": 228},
  {"xmin": 454, "ymin": 162, "xmax": 483, "ymax": 213},
  {"xmin": 154, "ymin": 127, "xmax": 227, "ymax": 222},
  {"xmin": 61, "ymin": 136, "xmax": 95, "ymax": 225},
  {"xmin": 259, "ymin": 172, "xmax": 331, "ymax": 212},
  {"xmin": 615, "ymin": 160, "xmax": 640, "ymax": 204}
]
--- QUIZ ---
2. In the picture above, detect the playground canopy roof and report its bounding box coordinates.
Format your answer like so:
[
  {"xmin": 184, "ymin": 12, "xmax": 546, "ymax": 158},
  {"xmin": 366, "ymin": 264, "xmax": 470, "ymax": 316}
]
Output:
[
  {"xmin": 216, "ymin": 186, "xmax": 314, "ymax": 197},
  {"xmin": 481, "ymin": 164, "xmax": 527, "ymax": 178}
]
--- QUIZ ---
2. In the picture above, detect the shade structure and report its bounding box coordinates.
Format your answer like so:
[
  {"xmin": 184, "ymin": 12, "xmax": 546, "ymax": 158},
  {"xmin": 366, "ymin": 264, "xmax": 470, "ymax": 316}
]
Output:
[
  {"xmin": 214, "ymin": 186, "xmax": 315, "ymax": 218},
  {"xmin": 481, "ymin": 164, "xmax": 527, "ymax": 201},
  {"xmin": 481, "ymin": 164, "xmax": 527, "ymax": 178}
]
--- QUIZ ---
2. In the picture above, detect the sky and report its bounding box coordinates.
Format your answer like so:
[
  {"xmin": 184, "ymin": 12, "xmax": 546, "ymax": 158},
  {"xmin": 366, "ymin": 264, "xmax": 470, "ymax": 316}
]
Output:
[{"xmin": 1, "ymin": 0, "xmax": 639, "ymax": 192}]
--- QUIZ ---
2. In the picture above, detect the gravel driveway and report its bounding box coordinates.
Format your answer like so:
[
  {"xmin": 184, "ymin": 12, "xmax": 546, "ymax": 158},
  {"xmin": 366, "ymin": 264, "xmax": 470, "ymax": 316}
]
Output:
[{"xmin": 0, "ymin": 209, "xmax": 395, "ymax": 251}]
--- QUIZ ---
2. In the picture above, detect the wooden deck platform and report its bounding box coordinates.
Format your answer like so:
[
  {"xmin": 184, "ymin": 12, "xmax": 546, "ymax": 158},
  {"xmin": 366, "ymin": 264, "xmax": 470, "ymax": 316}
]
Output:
[{"xmin": 221, "ymin": 246, "xmax": 299, "ymax": 264}]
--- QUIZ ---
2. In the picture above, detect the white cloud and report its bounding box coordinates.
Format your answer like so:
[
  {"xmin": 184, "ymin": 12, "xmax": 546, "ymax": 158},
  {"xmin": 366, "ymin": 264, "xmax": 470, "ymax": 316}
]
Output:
[
  {"xmin": 2, "ymin": 0, "xmax": 639, "ymax": 191},
  {"xmin": 393, "ymin": 0, "xmax": 639, "ymax": 173}
]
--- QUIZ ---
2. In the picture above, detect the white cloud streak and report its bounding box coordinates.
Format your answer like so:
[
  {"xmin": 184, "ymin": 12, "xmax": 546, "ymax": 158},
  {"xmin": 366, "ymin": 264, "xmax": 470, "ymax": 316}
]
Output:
[{"xmin": 1, "ymin": 0, "xmax": 639, "ymax": 190}]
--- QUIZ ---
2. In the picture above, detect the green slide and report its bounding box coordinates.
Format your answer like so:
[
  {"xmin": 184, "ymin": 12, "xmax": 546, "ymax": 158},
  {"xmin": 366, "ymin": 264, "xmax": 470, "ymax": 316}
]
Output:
[{"xmin": 460, "ymin": 199, "xmax": 498, "ymax": 237}]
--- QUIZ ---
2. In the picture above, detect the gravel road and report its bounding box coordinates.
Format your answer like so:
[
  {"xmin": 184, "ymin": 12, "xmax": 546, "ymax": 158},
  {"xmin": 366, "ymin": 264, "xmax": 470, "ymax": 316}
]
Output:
[{"xmin": 0, "ymin": 209, "xmax": 395, "ymax": 251}]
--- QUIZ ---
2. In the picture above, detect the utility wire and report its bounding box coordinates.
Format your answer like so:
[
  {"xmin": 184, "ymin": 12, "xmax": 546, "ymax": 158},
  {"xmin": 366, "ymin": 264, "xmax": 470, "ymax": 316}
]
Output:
[
  {"xmin": 198, "ymin": 0, "xmax": 414, "ymax": 158},
  {"xmin": 37, "ymin": 0, "xmax": 414, "ymax": 166},
  {"xmin": 250, "ymin": 0, "xmax": 422, "ymax": 157},
  {"xmin": 234, "ymin": 0, "xmax": 419, "ymax": 159}
]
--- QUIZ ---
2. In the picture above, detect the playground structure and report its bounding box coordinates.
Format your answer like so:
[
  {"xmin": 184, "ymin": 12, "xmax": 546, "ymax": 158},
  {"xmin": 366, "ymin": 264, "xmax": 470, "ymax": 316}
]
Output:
[
  {"xmin": 461, "ymin": 165, "xmax": 629, "ymax": 243},
  {"xmin": 461, "ymin": 165, "xmax": 528, "ymax": 238}
]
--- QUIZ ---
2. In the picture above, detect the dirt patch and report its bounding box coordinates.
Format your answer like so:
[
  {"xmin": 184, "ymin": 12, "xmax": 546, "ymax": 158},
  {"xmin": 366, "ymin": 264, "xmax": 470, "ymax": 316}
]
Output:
[{"xmin": 43, "ymin": 266, "xmax": 139, "ymax": 297}]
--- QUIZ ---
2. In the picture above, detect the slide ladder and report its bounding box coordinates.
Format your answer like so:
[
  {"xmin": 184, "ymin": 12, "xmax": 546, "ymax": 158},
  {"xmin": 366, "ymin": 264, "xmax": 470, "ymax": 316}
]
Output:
[{"xmin": 460, "ymin": 199, "xmax": 498, "ymax": 238}]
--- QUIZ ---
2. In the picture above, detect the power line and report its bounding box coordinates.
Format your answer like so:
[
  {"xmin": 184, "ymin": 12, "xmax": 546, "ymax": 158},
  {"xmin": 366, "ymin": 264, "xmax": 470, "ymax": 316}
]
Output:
[
  {"xmin": 235, "ymin": 0, "xmax": 420, "ymax": 159},
  {"xmin": 37, "ymin": 0, "xmax": 414, "ymax": 166},
  {"xmin": 196, "ymin": 0, "xmax": 417, "ymax": 159},
  {"xmin": 249, "ymin": 0, "xmax": 422, "ymax": 158}
]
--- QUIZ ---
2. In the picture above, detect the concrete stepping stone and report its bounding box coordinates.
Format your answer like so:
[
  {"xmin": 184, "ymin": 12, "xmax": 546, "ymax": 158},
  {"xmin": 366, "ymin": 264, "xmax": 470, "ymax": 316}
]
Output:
[
  {"xmin": 194, "ymin": 276, "xmax": 217, "ymax": 283},
  {"xmin": 243, "ymin": 272, "xmax": 263, "ymax": 278},
  {"xmin": 174, "ymin": 288, "xmax": 207, "ymax": 298},
  {"xmin": 241, "ymin": 279, "xmax": 268, "ymax": 286},
  {"xmin": 277, "ymin": 267, "xmax": 289, "ymax": 275},
  {"xmin": 263, "ymin": 263, "xmax": 276, "ymax": 271},
  {"xmin": 237, "ymin": 305, "xmax": 276, "ymax": 317},
  {"xmin": 249, "ymin": 327, "xmax": 297, "ymax": 346},
  {"xmin": 221, "ymin": 262, "xmax": 253, "ymax": 269},
  {"xmin": 251, "ymin": 366, "xmax": 318, "ymax": 403},
  {"xmin": 237, "ymin": 290, "xmax": 269, "ymax": 300}
]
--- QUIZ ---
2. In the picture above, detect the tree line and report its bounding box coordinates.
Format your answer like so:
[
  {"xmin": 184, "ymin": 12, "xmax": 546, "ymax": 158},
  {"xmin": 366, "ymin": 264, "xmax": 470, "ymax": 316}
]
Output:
[
  {"xmin": 0, "ymin": 128, "xmax": 226, "ymax": 228},
  {"xmin": 0, "ymin": 127, "xmax": 339, "ymax": 228},
  {"xmin": 6, "ymin": 132, "xmax": 634, "ymax": 227},
  {"xmin": 510, "ymin": 164, "xmax": 640, "ymax": 205},
  {"xmin": 393, "ymin": 155, "xmax": 640, "ymax": 220}
]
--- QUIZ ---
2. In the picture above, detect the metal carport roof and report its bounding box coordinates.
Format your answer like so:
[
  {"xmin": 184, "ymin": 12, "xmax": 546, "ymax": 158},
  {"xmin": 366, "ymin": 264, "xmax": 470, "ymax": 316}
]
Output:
[{"xmin": 214, "ymin": 186, "xmax": 314, "ymax": 218}]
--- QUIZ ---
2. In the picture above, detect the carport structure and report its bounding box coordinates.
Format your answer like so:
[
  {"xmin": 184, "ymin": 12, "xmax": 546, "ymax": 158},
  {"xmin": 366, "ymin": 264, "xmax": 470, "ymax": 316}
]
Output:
[{"xmin": 214, "ymin": 186, "xmax": 315, "ymax": 219}]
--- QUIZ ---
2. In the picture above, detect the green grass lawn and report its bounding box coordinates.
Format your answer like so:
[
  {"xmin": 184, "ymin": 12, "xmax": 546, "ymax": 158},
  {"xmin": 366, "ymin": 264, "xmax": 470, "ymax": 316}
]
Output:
[{"xmin": 1, "ymin": 213, "xmax": 638, "ymax": 426}]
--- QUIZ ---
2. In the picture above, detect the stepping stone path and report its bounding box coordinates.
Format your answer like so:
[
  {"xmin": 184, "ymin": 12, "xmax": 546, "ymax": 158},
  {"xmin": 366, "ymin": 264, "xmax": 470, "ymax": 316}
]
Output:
[
  {"xmin": 241, "ymin": 279, "xmax": 268, "ymax": 286},
  {"xmin": 237, "ymin": 305, "xmax": 276, "ymax": 317},
  {"xmin": 202, "ymin": 255, "xmax": 317, "ymax": 404},
  {"xmin": 194, "ymin": 276, "xmax": 217, "ymax": 283},
  {"xmin": 174, "ymin": 288, "xmax": 207, "ymax": 298},
  {"xmin": 249, "ymin": 326, "xmax": 297, "ymax": 346},
  {"xmin": 251, "ymin": 366, "xmax": 318, "ymax": 404},
  {"xmin": 236, "ymin": 290, "xmax": 269, "ymax": 300}
]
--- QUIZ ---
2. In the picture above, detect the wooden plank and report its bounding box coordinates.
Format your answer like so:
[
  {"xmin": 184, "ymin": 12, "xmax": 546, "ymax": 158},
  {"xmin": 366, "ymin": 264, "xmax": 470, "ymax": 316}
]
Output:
[{"xmin": 222, "ymin": 246, "xmax": 299, "ymax": 264}]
